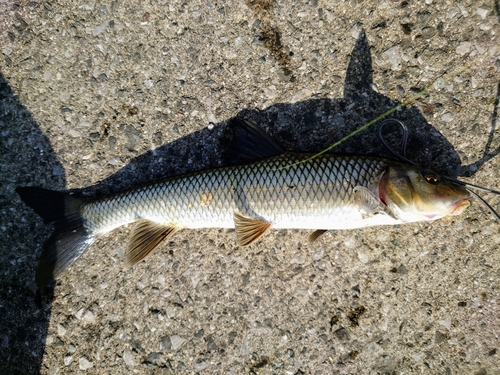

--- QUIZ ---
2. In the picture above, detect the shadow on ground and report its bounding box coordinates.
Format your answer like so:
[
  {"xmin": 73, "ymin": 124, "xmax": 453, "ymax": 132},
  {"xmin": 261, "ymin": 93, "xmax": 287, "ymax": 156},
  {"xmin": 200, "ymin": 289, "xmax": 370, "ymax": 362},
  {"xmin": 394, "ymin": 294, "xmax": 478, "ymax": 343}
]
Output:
[
  {"xmin": 3, "ymin": 31, "xmax": 498, "ymax": 374},
  {"xmin": 0, "ymin": 72, "xmax": 63, "ymax": 373}
]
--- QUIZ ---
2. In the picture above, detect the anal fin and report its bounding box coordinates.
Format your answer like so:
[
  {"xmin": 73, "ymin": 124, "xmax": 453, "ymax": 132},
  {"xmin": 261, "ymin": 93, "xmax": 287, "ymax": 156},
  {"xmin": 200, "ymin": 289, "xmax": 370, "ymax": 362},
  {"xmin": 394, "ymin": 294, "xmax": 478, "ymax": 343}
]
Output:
[
  {"xmin": 309, "ymin": 229, "xmax": 328, "ymax": 242},
  {"xmin": 234, "ymin": 212, "xmax": 271, "ymax": 246},
  {"xmin": 126, "ymin": 220, "xmax": 178, "ymax": 266}
]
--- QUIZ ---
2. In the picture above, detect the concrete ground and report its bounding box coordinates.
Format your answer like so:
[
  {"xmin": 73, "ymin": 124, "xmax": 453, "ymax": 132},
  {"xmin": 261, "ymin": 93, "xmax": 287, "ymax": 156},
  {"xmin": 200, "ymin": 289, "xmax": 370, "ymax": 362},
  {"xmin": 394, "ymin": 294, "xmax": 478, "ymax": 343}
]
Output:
[{"xmin": 1, "ymin": 0, "xmax": 499, "ymax": 374}]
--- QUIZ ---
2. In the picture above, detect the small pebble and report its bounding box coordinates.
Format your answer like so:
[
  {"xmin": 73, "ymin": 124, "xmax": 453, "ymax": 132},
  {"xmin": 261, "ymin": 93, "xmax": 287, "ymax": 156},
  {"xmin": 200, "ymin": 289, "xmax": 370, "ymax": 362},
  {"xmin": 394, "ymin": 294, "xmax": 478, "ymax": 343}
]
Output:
[
  {"xmin": 64, "ymin": 355, "xmax": 73, "ymax": 366},
  {"xmin": 241, "ymin": 336, "xmax": 248, "ymax": 356},
  {"xmin": 45, "ymin": 335, "xmax": 54, "ymax": 346},
  {"xmin": 108, "ymin": 157, "xmax": 120, "ymax": 166},
  {"xmin": 195, "ymin": 361, "xmax": 208, "ymax": 370},
  {"xmin": 170, "ymin": 335, "xmax": 185, "ymax": 350},
  {"xmin": 471, "ymin": 77, "xmax": 478, "ymax": 88},
  {"xmin": 195, "ymin": 329, "xmax": 204, "ymax": 338},
  {"xmin": 264, "ymin": 86, "xmax": 277, "ymax": 99},
  {"xmin": 75, "ymin": 309, "xmax": 83, "ymax": 320},
  {"xmin": 123, "ymin": 350, "xmax": 135, "ymax": 366},
  {"xmin": 383, "ymin": 46, "xmax": 402, "ymax": 71},
  {"xmin": 413, "ymin": 352, "xmax": 423, "ymax": 363},
  {"xmin": 234, "ymin": 36, "xmax": 245, "ymax": 47},
  {"xmin": 313, "ymin": 250, "xmax": 324, "ymax": 261},
  {"xmin": 473, "ymin": 89, "xmax": 483, "ymax": 98},
  {"xmin": 344, "ymin": 236, "xmax": 357, "ymax": 249},
  {"xmin": 476, "ymin": 8, "xmax": 489, "ymax": 19},
  {"xmin": 83, "ymin": 310, "xmax": 95, "ymax": 323},
  {"xmin": 441, "ymin": 112, "xmax": 454, "ymax": 122},
  {"xmin": 291, "ymin": 88, "xmax": 312, "ymax": 103},
  {"xmin": 456, "ymin": 41, "xmax": 471, "ymax": 55},
  {"xmin": 191, "ymin": 273, "xmax": 201, "ymax": 288},
  {"xmin": 433, "ymin": 77, "xmax": 446, "ymax": 90},
  {"xmin": 93, "ymin": 21, "xmax": 109, "ymax": 36},
  {"xmin": 438, "ymin": 317, "xmax": 451, "ymax": 330},
  {"xmin": 125, "ymin": 125, "xmax": 141, "ymax": 149},
  {"xmin": 350, "ymin": 23, "xmax": 362, "ymax": 39},
  {"xmin": 57, "ymin": 324, "xmax": 67, "ymax": 337},
  {"xmin": 435, "ymin": 331, "xmax": 447, "ymax": 344},
  {"xmin": 160, "ymin": 336, "xmax": 171, "ymax": 350},
  {"xmin": 68, "ymin": 129, "xmax": 81, "ymax": 137},
  {"xmin": 358, "ymin": 252, "xmax": 369, "ymax": 264},
  {"xmin": 79, "ymin": 356, "xmax": 93, "ymax": 370},
  {"xmin": 458, "ymin": 4, "xmax": 469, "ymax": 17}
]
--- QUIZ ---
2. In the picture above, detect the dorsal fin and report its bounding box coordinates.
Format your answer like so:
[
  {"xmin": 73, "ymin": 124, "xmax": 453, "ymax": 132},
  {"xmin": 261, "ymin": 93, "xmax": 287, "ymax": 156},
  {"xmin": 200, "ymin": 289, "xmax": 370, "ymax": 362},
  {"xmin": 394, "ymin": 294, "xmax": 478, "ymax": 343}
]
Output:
[{"xmin": 229, "ymin": 118, "xmax": 284, "ymax": 163}]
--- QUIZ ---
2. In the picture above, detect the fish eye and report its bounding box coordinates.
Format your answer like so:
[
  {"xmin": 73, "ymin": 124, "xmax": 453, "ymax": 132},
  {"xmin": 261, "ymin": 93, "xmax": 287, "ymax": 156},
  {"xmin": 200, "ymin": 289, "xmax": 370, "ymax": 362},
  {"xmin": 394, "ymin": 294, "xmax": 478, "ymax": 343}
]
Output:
[{"xmin": 421, "ymin": 171, "xmax": 439, "ymax": 185}]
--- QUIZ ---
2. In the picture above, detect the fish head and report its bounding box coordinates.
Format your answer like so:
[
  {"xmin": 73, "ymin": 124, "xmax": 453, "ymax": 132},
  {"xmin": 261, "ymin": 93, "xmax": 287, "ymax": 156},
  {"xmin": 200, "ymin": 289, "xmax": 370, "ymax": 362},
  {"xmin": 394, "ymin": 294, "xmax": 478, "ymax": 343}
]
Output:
[{"xmin": 379, "ymin": 164, "xmax": 471, "ymax": 222}]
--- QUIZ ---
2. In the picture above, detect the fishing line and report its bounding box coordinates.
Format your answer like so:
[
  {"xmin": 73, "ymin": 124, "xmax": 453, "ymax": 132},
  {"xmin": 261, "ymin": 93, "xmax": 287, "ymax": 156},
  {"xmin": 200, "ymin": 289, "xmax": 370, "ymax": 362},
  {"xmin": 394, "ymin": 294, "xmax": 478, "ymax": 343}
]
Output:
[
  {"xmin": 277, "ymin": 48, "xmax": 500, "ymax": 171},
  {"xmin": 377, "ymin": 120, "xmax": 500, "ymax": 219},
  {"xmin": 377, "ymin": 119, "xmax": 414, "ymax": 165},
  {"xmin": 446, "ymin": 175, "xmax": 500, "ymax": 218},
  {"xmin": 448, "ymin": 178, "xmax": 500, "ymax": 195},
  {"xmin": 466, "ymin": 189, "xmax": 500, "ymax": 220},
  {"xmin": 273, "ymin": 48, "xmax": 500, "ymax": 218}
]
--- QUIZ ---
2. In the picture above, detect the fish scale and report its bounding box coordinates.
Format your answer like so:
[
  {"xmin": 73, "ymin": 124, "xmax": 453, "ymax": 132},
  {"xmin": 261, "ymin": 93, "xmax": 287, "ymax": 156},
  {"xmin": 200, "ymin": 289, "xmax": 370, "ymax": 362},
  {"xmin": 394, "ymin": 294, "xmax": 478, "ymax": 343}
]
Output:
[{"xmin": 80, "ymin": 153, "xmax": 389, "ymax": 234}]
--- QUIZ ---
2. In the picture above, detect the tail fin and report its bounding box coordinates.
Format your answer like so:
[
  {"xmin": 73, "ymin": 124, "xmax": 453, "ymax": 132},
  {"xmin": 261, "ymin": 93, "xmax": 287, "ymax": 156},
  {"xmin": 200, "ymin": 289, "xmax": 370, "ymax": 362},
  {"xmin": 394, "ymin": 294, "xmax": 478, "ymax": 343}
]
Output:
[{"xmin": 16, "ymin": 187, "xmax": 95, "ymax": 287}]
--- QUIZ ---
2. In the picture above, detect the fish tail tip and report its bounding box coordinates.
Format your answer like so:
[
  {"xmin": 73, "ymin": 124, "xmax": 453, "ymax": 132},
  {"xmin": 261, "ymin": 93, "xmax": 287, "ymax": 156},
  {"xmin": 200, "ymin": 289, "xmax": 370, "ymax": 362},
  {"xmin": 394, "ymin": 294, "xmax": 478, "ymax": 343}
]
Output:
[{"xmin": 17, "ymin": 186, "xmax": 95, "ymax": 284}]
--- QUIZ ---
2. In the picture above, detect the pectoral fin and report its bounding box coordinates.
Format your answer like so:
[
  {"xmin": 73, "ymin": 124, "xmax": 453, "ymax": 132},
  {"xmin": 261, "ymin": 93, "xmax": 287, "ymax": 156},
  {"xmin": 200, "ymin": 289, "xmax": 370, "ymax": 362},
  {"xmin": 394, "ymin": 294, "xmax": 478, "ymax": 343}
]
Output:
[
  {"xmin": 309, "ymin": 229, "xmax": 328, "ymax": 242},
  {"xmin": 353, "ymin": 186, "xmax": 397, "ymax": 219},
  {"xmin": 234, "ymin": 212, "xmax": 271, "ymax": 246},
  {"xmin": 126, "ymin": 220, "xmax": 178, "ymax": 266}
]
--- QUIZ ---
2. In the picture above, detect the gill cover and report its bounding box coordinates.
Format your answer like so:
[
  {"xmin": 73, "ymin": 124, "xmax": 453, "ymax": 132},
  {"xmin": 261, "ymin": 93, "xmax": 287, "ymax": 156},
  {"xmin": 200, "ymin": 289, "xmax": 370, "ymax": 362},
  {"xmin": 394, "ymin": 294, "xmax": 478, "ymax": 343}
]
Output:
[{"xmin": 379, "ymin": 164, "xmax": 471, "ymax": 222}]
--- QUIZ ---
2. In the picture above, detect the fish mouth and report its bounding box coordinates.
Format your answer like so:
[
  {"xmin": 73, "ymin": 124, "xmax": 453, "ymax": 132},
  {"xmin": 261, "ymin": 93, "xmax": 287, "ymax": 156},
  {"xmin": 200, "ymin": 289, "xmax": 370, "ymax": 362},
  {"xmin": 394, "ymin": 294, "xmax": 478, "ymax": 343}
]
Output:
[{"xmin": 449, "ymin": 199, "xmax": 470, "ymax": 216}]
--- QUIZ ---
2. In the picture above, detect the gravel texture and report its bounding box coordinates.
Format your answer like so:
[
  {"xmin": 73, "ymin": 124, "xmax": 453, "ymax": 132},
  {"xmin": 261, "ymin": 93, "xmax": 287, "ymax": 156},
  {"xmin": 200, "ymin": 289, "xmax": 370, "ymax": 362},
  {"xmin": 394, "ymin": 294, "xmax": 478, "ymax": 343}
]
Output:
[{"xmin": 1, "ymin": 0, "xmax": 500, "ymax": 374}]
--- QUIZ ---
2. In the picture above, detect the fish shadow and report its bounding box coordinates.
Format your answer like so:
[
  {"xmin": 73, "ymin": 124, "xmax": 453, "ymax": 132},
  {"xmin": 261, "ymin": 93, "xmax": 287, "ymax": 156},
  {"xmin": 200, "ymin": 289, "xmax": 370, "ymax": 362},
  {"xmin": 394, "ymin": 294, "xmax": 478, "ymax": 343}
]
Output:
[
  {"xmin": 89, "ymin": 30, "xmax": 499, "ymax": 198},
  {"xmin": 0, "ymin": 72, "xmax": 63, "ymax": 373}
]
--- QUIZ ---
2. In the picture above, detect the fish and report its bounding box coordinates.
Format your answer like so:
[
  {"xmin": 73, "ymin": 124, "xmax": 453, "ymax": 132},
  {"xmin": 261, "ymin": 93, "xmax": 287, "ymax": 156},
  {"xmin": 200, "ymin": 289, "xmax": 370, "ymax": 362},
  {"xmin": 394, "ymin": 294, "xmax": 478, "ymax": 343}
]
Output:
[{"xmin": 16, "ymin": 118, "xmax": 495, "ymax": 287}]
